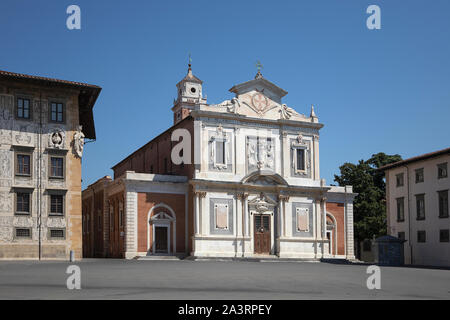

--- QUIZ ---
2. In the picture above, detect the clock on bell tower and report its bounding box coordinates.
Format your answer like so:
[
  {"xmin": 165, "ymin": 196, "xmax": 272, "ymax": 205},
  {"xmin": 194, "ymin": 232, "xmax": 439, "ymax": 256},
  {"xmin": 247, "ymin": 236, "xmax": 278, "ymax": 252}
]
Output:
[{"xmin": 172, "ymin": 59, "xmax": 206, "ymax": 124}]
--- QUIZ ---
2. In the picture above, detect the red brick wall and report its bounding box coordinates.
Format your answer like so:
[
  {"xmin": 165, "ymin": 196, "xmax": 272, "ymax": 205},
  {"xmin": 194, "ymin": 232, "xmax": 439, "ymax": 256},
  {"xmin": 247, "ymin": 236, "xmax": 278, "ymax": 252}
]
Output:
[
  {"xmin": 326, "ymin": 202, "xmax": 346, "ymax": 256},
  {"xmin": 137, "ymin": 192, "xmax": 187, "ymax": 254},
  {"xmin": 113, "ymin": 118, "xmax": 195, "ymax": 179}
]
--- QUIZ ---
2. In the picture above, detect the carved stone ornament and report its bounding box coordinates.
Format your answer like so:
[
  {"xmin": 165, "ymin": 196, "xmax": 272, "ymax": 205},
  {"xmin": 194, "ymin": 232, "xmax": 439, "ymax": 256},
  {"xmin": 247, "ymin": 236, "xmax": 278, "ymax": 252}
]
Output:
[
  {"xmin": 248, "ymin": 193, "xmax": 277, "ymax": 214},
  {"xmin": 296, "ymin": 133, "xmax": 303, "ymax": 144},
  {"xmin": 212, "ymin": 98, "xmax": 241, "ymax": 114},
  {"xmin": 73, "ymin": 125, "xmax": 85, "ymax": 158},
  {"xmin": 280, "ymin": 104, "xmax": 293, "ymax": 119},
  {"xmin": 14, "ymin": 124, "xmax": 33, "ymax": 145},
  {"xmin": 251, "ymin": 92, "xmax": 268, "ymax": 112},
  {"xmin": 48, "ymin": 128, "xmax": 65, "ymax": 149}
]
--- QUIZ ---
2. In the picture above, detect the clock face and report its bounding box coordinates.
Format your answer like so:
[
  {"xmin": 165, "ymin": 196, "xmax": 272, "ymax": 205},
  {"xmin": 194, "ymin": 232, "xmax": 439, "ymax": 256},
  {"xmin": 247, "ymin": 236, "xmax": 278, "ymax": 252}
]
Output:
[{"xmin": 251, "ymin": 93, "xmax": 268, "ymax": 112}]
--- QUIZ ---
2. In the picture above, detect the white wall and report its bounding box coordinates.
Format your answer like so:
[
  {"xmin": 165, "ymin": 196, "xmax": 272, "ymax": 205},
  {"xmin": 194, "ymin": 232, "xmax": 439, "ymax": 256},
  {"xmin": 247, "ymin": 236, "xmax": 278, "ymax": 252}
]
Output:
[{"xmin": 387, "ymin": 154, "xmax": 450, "ymax": 266}]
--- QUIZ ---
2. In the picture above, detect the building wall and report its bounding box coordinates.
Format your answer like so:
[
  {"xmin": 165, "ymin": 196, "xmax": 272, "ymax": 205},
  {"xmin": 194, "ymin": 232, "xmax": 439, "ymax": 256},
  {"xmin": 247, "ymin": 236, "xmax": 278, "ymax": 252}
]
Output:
[
  {"xmin": 112, "ymin": 118, "xmax": 194, "ymax": 179},
  {"xmin": 386, "ymin": 154, "xmax": 450, "ymax": 266},
  {"xmin": 326, "ymin": 202, "xmax": 346, "ymax": 256},
  {"xmin": 82, "ymin": 72, "xmax": 356, "ymax": 260},
  {"xmin": 137, "ymin": 192, "xmax": 186, "ymax": 254},
  {"xmin": 0, "ymin": 80, "xmax": 86, "ymax": 259}
]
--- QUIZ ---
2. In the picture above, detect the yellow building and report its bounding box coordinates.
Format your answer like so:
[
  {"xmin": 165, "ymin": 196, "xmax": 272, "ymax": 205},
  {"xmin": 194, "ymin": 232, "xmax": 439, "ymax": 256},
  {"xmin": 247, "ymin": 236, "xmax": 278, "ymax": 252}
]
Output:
[{"xmin": 0, "ymin": 70, "xmax": 101, "ymax": 260}]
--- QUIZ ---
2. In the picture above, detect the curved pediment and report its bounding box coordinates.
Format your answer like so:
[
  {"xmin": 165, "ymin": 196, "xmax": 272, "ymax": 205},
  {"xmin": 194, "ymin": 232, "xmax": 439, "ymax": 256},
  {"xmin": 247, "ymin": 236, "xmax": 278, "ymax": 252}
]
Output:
[{"xmin": 241, "ymin": 170, "xmax": 289, "ymax": 186}]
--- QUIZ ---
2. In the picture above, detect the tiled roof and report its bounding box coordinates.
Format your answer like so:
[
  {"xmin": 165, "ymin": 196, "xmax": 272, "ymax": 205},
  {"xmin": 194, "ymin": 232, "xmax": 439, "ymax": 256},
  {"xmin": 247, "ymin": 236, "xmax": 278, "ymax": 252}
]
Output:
[
  {"xmin": 379, "ymin": 147, "xmax": 450, "ymax": 171},
  {"xmin": 0, "ymin": 70, "xmax": 100, "ymax": 89},
  {"xmin": 0, "ymin": 69, "xmax": 101, "ymax": 139}
]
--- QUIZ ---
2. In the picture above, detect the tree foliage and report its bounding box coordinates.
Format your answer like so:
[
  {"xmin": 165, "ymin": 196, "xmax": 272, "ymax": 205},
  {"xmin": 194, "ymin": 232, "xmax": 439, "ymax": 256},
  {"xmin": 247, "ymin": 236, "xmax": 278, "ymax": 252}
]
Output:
[{"xmin": 334, "ymin": 152, "xmax": 402, "ymax": 241}]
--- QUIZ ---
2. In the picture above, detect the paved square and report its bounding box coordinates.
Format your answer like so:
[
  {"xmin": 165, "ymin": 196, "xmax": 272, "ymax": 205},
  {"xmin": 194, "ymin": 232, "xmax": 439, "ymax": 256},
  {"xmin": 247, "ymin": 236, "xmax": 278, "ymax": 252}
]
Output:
[{"xmin": 0, "ymin": 259, "xmax": 448, "ymax": 299}]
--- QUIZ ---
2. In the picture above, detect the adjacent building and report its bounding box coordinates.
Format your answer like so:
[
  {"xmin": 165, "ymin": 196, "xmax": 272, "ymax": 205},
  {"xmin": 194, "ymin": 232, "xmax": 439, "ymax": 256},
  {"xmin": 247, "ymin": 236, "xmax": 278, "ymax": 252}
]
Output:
[
  {"xmin": 381, "ymin": 148, "xmax": 450, "ymax": 267},
  {"xmin": 83, "ymin": 65, "xmax": 356, "ymax": 260},
  {"xmin": 0, "ymin": 70, "xmax": 101, "ymax": 260}
]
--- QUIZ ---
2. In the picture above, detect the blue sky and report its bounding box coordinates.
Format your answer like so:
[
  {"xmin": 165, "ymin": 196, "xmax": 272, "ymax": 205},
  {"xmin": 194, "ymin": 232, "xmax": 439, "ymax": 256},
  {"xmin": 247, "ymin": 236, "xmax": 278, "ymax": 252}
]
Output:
[{"xmin": 1, "ymin": 0, "xmax": 449, "ymax": 188}]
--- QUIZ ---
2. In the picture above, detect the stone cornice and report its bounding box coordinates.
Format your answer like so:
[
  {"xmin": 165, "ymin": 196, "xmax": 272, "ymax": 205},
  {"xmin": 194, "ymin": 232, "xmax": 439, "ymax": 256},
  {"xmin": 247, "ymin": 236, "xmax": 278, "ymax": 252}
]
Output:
[
  {"xmin": 191, "ymin": 110, "xmax": 324, "ymax": 130},
  {"xmin": 189, "ymin": 179, "xmax": 330, "ymax": 194}
]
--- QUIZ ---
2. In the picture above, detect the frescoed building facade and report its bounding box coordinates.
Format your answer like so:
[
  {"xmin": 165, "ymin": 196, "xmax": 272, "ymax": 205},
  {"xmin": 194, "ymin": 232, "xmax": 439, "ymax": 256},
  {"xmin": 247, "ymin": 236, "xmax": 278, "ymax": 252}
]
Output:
[
  {"xmin": 83, "ymin": 65, "xmax": 356, "ymax": 259},
  {"xmin": 0, "ymin": 70, "xmax": 101, "ymax": 260}
]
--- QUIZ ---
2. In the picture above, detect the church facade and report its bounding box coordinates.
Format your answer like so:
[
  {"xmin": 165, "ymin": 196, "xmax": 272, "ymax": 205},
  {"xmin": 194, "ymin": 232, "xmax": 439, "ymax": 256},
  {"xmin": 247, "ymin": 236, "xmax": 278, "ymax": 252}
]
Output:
[{"xmin": 82, "ymin": 65, "xmax": 356, "ymax": 260}]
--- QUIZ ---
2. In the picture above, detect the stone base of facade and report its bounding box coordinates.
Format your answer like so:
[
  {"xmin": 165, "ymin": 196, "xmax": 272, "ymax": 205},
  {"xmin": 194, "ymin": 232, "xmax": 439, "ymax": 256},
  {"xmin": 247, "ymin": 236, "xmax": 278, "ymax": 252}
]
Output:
[{"xmin": 0, "ymin": 244, "xmax": 69, "ymax": 259}]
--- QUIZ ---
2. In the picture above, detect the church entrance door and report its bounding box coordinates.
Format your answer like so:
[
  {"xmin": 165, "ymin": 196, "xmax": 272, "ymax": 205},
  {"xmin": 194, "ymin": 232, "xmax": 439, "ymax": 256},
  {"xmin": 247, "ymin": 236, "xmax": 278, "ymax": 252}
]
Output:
[
  {"xmin": 154, "ymin": 226, "xmax": 168, "ymax": 254},
  {"xmin": 254, "ymin": 214, "xmax": 271, "ymax": 254}
]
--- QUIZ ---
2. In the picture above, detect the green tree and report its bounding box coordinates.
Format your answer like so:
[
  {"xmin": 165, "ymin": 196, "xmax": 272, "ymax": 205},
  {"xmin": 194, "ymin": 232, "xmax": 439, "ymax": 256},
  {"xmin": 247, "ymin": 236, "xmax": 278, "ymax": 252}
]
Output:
[{"xmin": 334, "ymin": 153, "xmax": 402, "ymax": 248}]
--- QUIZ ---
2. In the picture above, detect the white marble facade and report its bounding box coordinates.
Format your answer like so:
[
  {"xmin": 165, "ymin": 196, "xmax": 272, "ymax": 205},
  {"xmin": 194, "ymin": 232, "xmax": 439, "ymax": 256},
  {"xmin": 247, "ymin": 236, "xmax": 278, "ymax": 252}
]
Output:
[{"xmin": 184, "ymin": 71, "xmax": 356, "ymax": 259}]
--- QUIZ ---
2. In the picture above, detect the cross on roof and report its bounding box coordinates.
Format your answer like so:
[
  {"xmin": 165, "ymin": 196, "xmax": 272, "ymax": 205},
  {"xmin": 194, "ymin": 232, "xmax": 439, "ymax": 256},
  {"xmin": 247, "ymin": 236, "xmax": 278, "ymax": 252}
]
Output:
[{"xmin": 256, "ymin": 60, "xmax": 263, "ymax": 72}]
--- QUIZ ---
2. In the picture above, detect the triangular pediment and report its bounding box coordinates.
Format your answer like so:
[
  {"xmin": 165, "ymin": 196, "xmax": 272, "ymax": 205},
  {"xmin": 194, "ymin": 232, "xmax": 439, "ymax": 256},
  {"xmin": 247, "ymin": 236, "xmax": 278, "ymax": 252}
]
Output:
[
  {"xmin": 205, "ymin": 74, "xmax": 309, "ymax": 121},
  {"xmin": 229, "ymin": 76, "xmax": 287, "ymax": 103}
]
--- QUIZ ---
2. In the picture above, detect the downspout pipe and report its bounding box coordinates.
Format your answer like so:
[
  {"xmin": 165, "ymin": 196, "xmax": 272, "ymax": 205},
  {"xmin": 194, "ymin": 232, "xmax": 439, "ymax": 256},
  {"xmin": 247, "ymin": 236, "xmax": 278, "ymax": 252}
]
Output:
[
  {"xmin": 404, "ymin": 164, "xmax": 413, "ymax": 265},
  {"xmin": 38, "ymin": 92, "xmax": 42, "ymax": 260}
]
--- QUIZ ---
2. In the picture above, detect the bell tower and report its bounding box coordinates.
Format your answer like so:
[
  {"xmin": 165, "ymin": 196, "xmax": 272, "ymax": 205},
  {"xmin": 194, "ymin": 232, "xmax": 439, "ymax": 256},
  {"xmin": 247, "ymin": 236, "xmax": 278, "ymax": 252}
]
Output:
[{"xmin": 172, "ymin": 58, "xmax": 206, "ymax": 124}]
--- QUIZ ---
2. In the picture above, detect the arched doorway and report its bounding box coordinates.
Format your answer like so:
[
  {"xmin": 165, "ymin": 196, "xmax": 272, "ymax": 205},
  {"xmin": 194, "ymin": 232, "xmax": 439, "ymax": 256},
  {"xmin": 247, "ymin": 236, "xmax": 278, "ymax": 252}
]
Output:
[
  {"xmin": 147, "ymin": 204, "xmax": 176, "ymax": 255},
  {"xmin": 326, "ymin": 213, "xmax": 337, "ymax": 256}
]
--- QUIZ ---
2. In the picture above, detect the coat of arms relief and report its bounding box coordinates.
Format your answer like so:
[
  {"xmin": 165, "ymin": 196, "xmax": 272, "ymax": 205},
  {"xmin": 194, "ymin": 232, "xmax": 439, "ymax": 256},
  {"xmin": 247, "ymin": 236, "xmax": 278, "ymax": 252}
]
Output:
[{"xmin": 247, "ymin": 136, "xmax": 275, "ymax": 172}]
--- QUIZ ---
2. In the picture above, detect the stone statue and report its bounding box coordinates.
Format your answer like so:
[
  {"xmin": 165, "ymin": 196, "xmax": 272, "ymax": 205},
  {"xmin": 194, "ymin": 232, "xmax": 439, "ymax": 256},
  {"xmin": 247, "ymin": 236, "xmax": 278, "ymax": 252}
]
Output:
[{"xmin": 73, "ymin": 125, "xmax": 85, "ymax": 158}]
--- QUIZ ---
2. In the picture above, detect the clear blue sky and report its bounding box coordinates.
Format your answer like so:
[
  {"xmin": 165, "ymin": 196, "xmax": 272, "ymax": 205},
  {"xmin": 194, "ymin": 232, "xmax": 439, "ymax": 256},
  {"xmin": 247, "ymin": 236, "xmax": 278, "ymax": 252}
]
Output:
[{"xmin": 1, "ymin": 0, "xmax": 449, "ymax": 188}]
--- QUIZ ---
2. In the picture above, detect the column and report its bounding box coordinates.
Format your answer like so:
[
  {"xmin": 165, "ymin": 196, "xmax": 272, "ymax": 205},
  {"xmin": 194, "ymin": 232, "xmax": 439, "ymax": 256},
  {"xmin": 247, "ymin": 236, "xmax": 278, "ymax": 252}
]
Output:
[
  {"xmin": 199, "ymin": 192, "xmax": 206, "ymax": 235},
  {"xmin": 194, "ymin": 191, "xmax": 200, "ymax": 236},
  {"xmin": 244, "ymin": 194, "xmax": 249, "ymax": 236},
  {"xmin": 345, "ymin": 187, "xmax": 355, "ymax": 259},
  {"xmin": 281, "ymin": 131, "xmax": 288, "ymax": 177},
  {"xmin": 237, "ymin": 192, "xmax": 248, "ymax": 257},
  {"xmin": 320, "ymin": 196, "xmax": 327, "ymax": 257},
  {"xmin": 278, "ymin": 195, "xmax": 289, "ymax": 238},
  {"xmin": 313, "ymin": 134, "xmax": 320, "ymax": 180}
]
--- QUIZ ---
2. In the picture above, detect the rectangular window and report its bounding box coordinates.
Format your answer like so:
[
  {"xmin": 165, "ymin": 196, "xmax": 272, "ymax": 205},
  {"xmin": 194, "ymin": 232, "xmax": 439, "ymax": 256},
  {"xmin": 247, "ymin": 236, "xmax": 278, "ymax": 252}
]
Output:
[
  {"xmin": 50, "ymin": 194, "xmax": 64, "ymax": 216},
  {"xmin": 398, "ymin": 232, "xmax": 405, "ymax": 241},
  {"xmin": 417, "ymin": 230, "xmax": 426, "ymax": 243},
  {"xmin": 49, "ymin": 228, "xmax": 65, "ymax": 239},
  {"xmin": 16, "ymin": 97, "xmax": 31, "ymax": 119},
  {"xmin": 16, "ymin": 192, "xmax": 31, "ymax": 215},
  {"xmin": 50, "ymin": 102, "xmax": 64, "ymax": 122},
  {"xmin": 438, "ymin": 163, "xmax": 448, "ymax": 179},
  {"xmin": 296, "ymin": 207, "xmax": 309, "ymax": 232},
  {"xmin": 296, "ymin": 149, "xmax": 305, "ymax": 171},
  {"xmin": 214, "ymin": 204, "xmax": 228, "ymax": 229},
  {"xmin": 215, "ymin": 141, "xmax": 225, "ymax": 165},
  {"xmin": 396, "ymin": 197, "xmax": 405, "ymax": 222},
  {"xmin": 438, "ymin": 190, "xmax": 449, "ymax": 218},
  {"xmin": 440, "ymin": 230, "xmax": 449, "ymax": 243},
  {"xmin": 49, "ymin": 157, "xmax": 64, "ymax": 178},
  {"xmin": 396, "ymin": 173, "xmax": 404, "ymax": 187},
  {"xmin": 416, "ymin": 194, "xmax": 425, "ymax": 220},
  {"xmin": 415, "ymin": 168, "xmax": 424, "ymax": 183},
  {"xmin": 15, "ymin": 228, "xmax": 31, "ymax": 238},
  {"xmin": 150, "ymin": 165, "xmax": 154, "ymax": 174},
  {"xmin": 16, "ymin": 154, "xmax": 31, "ymax": 176}
]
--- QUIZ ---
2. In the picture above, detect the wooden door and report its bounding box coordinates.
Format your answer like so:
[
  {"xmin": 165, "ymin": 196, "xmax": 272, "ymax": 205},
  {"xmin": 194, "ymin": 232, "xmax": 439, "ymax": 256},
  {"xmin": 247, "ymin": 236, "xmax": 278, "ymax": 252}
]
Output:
[
  {"xmin": 155, "ymin": 226, "xmax": 168, "ymax": 253},
  {"xmin": 254, "ymin": 214, "xmax": 271, "ymax": 254}
]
